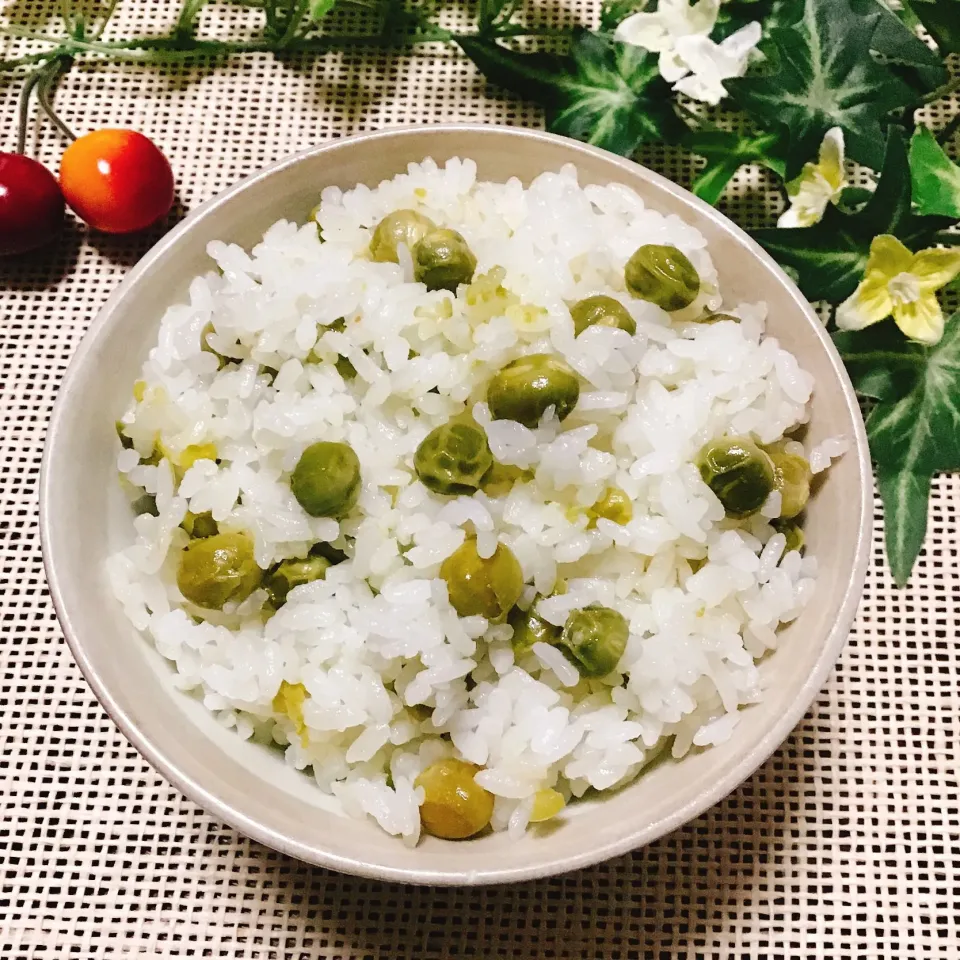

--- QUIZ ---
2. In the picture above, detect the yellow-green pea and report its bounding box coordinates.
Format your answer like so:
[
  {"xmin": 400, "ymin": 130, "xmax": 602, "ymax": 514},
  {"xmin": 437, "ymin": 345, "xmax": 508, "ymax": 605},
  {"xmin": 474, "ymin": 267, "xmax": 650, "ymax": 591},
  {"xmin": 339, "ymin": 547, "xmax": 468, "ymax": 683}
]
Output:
[
  {"xmin": 560, "ymin": 604, "xmax": 629, "ymax": 678},
  {"xmin": 412, "ymin": 228, "xmax": 477, "ymax": 292},
  {"xmin": 176, "ymin": 531, "xmax": 262, "ymax": 610},
  {"xmin": 439, "ymin": 539, "xmax": 524, "ymax": 622},
  {"xmin": 487, "ymin": 354, "xmax": 580, "ymax": 428},
  {"xmin": 370, "ymin": 209, "xmax": 437, "ymax": 263},
  {"xmin": 508, "ymin": 605, "xmax": 561, "ymax": 656},
  {"xmin": 570, "ymin": 295, "xmax": 636, "ymax": 337},
  {"xmin": 696, "ymin": 436, "xmax": 776, "ymax": 519},
  {"xmin": 416, "ymin": 758, "xmax": 494, "ymax": 839},
  {"xmin": 414, "ymin": 419, "xmax": 493, "ymax": 496},
  {"xmin": 625, "ymin": 244, "xmax": 700, "ymax": 311},
  {"xmin": 291, "ymin": 441, "xmax": 361, "ymax": 518}
]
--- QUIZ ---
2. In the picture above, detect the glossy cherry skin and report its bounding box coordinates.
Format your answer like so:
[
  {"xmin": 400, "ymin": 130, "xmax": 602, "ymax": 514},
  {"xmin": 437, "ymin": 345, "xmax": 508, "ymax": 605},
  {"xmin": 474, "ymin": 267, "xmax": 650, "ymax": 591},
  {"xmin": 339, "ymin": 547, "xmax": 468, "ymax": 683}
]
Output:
[
  {"xmin": 0, "ymin": 153, "xmax": 65, "ymax": 256},
  {"xmin": 59, "ymin": 129, "xmax": 175, "ymax": 234}
]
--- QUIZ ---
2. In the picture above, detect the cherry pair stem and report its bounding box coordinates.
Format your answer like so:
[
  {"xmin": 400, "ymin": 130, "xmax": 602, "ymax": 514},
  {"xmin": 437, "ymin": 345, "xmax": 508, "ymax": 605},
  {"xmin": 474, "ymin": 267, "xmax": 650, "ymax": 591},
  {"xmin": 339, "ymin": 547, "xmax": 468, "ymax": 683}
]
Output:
[{"xmin": 15, "ymin": 54, "xmax": 77, "ymax": 156}]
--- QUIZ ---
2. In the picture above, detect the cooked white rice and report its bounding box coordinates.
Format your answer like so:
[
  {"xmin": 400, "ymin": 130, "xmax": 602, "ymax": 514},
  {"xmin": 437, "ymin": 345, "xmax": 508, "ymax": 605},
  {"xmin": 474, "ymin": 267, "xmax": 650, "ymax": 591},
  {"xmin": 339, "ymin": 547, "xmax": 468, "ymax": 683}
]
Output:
[{"xmin": 109, "ymin": 157, "xmax": 839, "ymax": 844}]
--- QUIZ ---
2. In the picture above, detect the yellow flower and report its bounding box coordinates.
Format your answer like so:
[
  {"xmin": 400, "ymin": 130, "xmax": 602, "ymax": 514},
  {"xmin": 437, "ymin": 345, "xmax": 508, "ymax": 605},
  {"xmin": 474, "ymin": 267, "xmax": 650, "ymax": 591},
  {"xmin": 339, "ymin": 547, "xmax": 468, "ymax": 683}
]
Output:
[
  {"xmin": 778, "ymin": 128, "xmax": 846, "ymax": 228},
  {"xmin": 836, "ymin": 235, "xmax": 960, "ymax": 345}
]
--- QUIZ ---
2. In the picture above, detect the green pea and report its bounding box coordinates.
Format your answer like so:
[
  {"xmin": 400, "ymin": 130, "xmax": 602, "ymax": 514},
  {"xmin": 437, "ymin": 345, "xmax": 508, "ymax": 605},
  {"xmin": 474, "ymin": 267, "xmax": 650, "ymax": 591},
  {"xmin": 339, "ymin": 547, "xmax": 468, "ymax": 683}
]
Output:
[
  {"xmin": 486, "ymin": 354, "xmax": 580, "ymax": 428},
  {"xmin": 508, "ymin": 605, "xmax": 561, "ymax": 657},
  {"xmin": 176, "ymin": 531, "xmax": 262, "ymax": 610},
  {"xmin": 414, "ymin": 419, "xmax": 493, "ymax": 496},
  {"xmin": 291, "ymin": 441, "xmax": 361, "ymax": 518},
  {"xmin": 264, "ymin": 555, "xmax": 331, "ymax": 608},
  {"xmin": 116, "ymin": 421, "xmax": 134, "ymax": 450},
  {"xmin": 697, "ymin": 312, "xmax": 740, "ymax": 324},
  {"xmin": 439, "ymin": 539, "xmax": 524, "ymax": 622},
  {"xmin": 773, "ymin": 519, "xmax": 805, "ymax": 554},
  {"xmin": 335, "ymin": 355, "xmax": 357, "ymax": 381},
  {"xmin": 412, "ymin": 228, "xmax": 478, "ymax": 292},
  {"xmin": 560, "ymin": 604, "xmax": 629, "ymax": 678},
  {"xmin": 625, "ymin": 244, "xmax": 701, "ymax": 311},
  {"xmin": 181, "ymin": 510, "xmax": 219, "ymax": 538},
  {"xmin": 570, "ymin": 295, "xmax": 636, "ymax": 337},
  {"xmin": 308, "ymin": 202, "xmax": 324, "ymax": 241},
  {"xmin": 479, "ymin": 461, "xmax": 533, "ymax": 498},
  {"xmin": 588, "ymin": 486, "xmax": 633, "ymax": 527},
  {"xmin": 200, "ymin": 322, "xmax": 229, "ymax": 369},
  {"xmin": 697, "ymin": 436, "xmax": 776, "ymax": 519},
  {"xmin": 132, "ymin": 493, "xmax": 158, "ymax": 517},
  {"xmin": 764, "ymin": 441, "xmax": 812, "ymax": 520},
  {"xmin": 310, "ymin": 540, "xmax": 349, "ymax": 565},
  {"xmin": 370, "ymin": 209, "xmax": 437, "ymax": 263},
  {"xmin": 416, "ymin": 758, "xmax": 494, "ymax": 840}
]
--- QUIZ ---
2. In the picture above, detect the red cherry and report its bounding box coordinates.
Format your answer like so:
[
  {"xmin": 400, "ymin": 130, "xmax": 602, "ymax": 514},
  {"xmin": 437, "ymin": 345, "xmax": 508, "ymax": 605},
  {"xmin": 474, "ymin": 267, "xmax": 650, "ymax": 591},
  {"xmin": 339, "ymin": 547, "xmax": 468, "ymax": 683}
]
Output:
[{"xmin": 0, "ymin": 153, "xmax": 66, "ymax": 256}]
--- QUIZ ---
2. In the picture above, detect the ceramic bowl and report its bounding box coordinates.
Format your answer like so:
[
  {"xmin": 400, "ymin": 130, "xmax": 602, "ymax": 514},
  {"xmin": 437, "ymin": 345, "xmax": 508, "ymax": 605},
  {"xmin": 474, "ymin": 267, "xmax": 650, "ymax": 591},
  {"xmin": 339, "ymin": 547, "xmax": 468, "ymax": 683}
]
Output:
[{"xmin": 41, "ymin": 125, "xmax": 872, "ymax": 885}]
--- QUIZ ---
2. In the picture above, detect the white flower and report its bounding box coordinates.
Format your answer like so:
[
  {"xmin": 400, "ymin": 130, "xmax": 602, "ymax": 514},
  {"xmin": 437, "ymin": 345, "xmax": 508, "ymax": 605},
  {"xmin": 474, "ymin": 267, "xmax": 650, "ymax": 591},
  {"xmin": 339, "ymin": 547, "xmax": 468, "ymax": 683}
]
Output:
[
  {"xmin": 672, "ymin": 22, "xmax": 762, "ymax": 106},
  {"xmin": 615, "ymin": 0, "xmax": 721, "ymax": 80},
  {"xmin": 615, "ymin": 1, "xmax": 761, "ymax": 105},
  {"xmin": 778, "ymin": 128, "xmax": 847, "ymax": 228}
]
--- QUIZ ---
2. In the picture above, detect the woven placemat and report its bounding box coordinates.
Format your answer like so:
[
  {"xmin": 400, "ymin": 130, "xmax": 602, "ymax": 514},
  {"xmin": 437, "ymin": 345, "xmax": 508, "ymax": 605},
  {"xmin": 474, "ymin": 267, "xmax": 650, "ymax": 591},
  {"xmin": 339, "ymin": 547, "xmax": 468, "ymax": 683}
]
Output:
[{"xmin": 3, "ymin": 3, "xmax": 959, "ymax": 956}]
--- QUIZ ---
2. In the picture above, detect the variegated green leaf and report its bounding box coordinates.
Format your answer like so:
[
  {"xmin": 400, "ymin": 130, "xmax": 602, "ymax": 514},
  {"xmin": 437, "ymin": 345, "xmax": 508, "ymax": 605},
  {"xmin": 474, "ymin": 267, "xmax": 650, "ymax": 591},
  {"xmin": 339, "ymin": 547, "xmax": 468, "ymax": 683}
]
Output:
[
  {"xmin": 684, "ymin": 129, "xmax": 787, "ymax": 205},
  {"xmin": 909, "ymin": 126, "xmax": 960, "ymax": 220},
  {"xmin": 727, "ymin": 0, "xmax": 915, "ymax": 176},
  {"xmin": 876, "ymin": 461, "xmax": 933, "ymax": 586},
  {"xmin": 457, "ymin": 31, "xmax": 683, "ymax": 157},
  {"xmin": 835, "ymin": 313, "xmax": 960, "ymax": 584},
  {"xmin": 904, "ymin": 0, "xmax": 960, "ymax": 52}
]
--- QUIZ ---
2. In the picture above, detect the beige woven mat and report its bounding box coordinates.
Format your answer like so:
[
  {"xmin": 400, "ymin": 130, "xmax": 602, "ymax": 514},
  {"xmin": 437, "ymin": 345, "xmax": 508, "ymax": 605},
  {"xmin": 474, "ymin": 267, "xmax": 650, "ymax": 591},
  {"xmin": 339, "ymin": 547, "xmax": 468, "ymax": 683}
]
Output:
[{"xmin": 3, "ymin": 2, "xmax": 960, "ymax": 956}]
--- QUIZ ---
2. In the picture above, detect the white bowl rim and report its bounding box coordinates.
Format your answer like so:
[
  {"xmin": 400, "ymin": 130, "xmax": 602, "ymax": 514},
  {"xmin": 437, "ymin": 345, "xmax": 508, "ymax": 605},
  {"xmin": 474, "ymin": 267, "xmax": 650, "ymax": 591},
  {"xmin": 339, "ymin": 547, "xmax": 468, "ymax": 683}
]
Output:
[{"xmin": 40, "ymin": 123, "xmax": 873, "ymax": 885}]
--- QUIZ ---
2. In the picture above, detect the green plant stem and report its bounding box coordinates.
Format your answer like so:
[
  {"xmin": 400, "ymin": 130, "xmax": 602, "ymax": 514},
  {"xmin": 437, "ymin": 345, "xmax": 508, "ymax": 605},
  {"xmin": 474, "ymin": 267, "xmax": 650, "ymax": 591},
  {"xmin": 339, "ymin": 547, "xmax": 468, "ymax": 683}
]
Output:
[
  {"xmin": 1, "ymin": 51, "xmax": 56, "ymax": 69},
  {"xmin": 16, "ymin": 68, "xmax": 45, "ymax": 154},
  {"xmin": 1, "ymin": 22, "xmax": 578, "ymax": 67},
  {"xmin": 58, "ymin": 0, "xmax": 76, "ymax": 34},
  {"xmin": 278, "ymin": 0, "xmax": 311, "ymax": 46},
  {"xmin": 92, "ymin": 0, "xmax": 123, "ymax": 39},
  {"xmin": 37, "ymin": 55, "xmax": 77, "ymax": 141},
  {"xmin": 174, "ymin": 0, "xmax": 209, "ymax": 36},
  {"xmin": 932, "ymin": 230, "xmax": 960, "ymax": 246},
  {"xmin": 913, "ymin": 74, "xmax": 960, "ymax": 108},
  {"xmin": 488, "ymin": 24, "xmax": 580, "ymax": 39}
]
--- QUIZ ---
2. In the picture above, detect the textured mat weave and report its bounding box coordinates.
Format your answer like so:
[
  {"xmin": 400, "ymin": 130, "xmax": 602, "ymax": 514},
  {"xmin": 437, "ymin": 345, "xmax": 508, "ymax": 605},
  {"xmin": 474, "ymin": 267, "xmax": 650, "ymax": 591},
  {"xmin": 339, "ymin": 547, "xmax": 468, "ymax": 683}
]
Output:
[{"xmin": 2, "ymin": 3, "xmax": 959, "ymax": 956}]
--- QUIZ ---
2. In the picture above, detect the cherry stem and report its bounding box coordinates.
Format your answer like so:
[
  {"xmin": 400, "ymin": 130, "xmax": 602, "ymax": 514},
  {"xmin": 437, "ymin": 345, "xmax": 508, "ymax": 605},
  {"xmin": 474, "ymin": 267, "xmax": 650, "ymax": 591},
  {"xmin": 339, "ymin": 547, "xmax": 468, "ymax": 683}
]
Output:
[
  {"xmin": 16, "ymin": 67, "xmax": 45, "ymax": 155},
  {"xmin": 37, "ymin": 55, "xmax": 77, "ymax": 142}
]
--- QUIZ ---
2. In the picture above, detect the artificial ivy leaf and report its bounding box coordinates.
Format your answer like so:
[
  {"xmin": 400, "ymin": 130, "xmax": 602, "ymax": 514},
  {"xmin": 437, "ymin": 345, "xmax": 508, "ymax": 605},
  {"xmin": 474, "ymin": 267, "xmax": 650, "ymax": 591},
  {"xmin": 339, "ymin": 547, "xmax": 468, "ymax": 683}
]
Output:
[
  {"xmin": 908, "ymin": 126, "xmax": 960, "ymax": 220},
  {"xmin": 598, "ymin": 0, "xmax": 647, "ymax": 32},
  {"xmin": 834, "ymin": 312, "xmax": 960, "ymax": 584},
  {"xmin": 309, "ymin": 0, "xmax": 337, "ymax": 20},
  {"xmin": 904, "ymin": 0, "xmax": 960, "ymax": 53},
  {"xmin": 751, "ymin": 128, "xmax": 951, "ymax": 301},
  {"xmin": 458, "ymin": 31, "xmax": 683, "ymax": 157},
  {"xmin": 683, "ymin": 129, "xmax": 787, "ymax": 205},
  {"xmin": 875, "ymin": 461, "xmax": 933, "ymax": 586},
  {"xmin": 477, "ymin": 0, "xmax": 515, "ymax": 30},
  {"xmin": 866, "ymin": 0, "xmax": 947, "ymax": 73},
  {"xmin": 713, "ymin": 0, "xmax": 794, "ymax": 42},
  {"xmin": 718, "ymin": 0, "xmax": 946, "ymax": 87},
  {"xmin": 833, "ymin": 319, "xmax": 928, "ymax": 401},
  {"xmin": 726, "ymin": 0, "xmax": 916, "ymax": 176},
  {"xmin": 835, "ymin": 186, "xmax": 875, "ymax": 214}
]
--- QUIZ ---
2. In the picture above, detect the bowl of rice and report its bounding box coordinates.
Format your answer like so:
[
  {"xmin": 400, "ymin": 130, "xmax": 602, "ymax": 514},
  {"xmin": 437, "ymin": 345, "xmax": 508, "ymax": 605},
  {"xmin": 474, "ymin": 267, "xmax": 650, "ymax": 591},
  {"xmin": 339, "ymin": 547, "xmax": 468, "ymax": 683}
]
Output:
[{"xmin": 41, "ymin": 124, "xmax": 871, "ymax": 885}]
